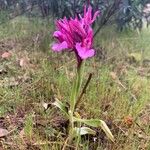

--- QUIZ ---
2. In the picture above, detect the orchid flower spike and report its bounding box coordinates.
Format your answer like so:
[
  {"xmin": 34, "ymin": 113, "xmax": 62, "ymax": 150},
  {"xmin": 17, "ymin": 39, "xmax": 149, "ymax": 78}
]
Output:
[{"xmin": 52, "ymin": 5, "xmax": 99, "ymax": 64}]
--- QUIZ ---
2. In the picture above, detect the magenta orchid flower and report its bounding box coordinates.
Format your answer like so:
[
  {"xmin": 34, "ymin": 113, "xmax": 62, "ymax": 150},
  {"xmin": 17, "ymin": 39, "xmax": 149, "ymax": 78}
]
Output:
[
  {"xmin": 52, "ymin": 5, "xmax": 99, "ymax": 64},
  {"xmin": 50, "ymin": 4, "xmax": 115, "ymax": 143}
]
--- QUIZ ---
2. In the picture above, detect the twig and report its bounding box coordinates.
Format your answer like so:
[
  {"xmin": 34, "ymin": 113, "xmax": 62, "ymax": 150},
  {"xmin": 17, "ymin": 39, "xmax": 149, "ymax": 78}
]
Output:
[
  {"xmin": 135, "ymin": 121, "xmax": 148, "ymax": 136},
  {"xmin": 62, "ymin": 137, "xmax": 69, "ymax": 150},
  {"xmin": 116, "ymin": 80, "xmax": 137, "ymax": 101},
  {"xmin": 75, "ymin": 73, "xmax": 93, "ymax": 109},
  {"xmin": 94, "ymin": 0, "xmax": 121, "ymax": 37}
]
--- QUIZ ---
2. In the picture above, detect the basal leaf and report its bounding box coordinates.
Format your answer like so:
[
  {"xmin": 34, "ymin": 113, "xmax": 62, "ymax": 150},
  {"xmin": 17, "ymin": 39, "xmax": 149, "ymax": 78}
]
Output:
[
  {"xmin": 100, "ymin": 120, "xmax": 115, "ymax": 142},
  {"xmin": 73, "ymin": 117, "xmax": 101, "ymax": 127},
  {"xmin": 74, "ymin": 127, "xmax": 96, "ymax": 136},
  {"xmin": 73, "ymin": 117, "xmax": 114, "ymax": 142},
  {"xmin": 52, "ymin": 99, "xmax": 69, "ymax": 118}
]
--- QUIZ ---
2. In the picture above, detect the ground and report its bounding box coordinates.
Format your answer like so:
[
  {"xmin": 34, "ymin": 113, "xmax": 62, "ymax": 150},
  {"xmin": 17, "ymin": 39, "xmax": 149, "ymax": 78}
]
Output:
[{"xmin": 0, "ymin": 16, "xmax": 150, "ymax": 150}]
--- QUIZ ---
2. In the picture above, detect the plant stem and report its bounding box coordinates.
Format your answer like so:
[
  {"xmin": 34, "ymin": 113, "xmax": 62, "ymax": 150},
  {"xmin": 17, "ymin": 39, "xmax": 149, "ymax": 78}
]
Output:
[
  {"xmin": 75, "ymin": 73, "xmax": 93, "ymax": 109},
  {"xmin": 70, "ymin": 61, "xmax": 84, "ymax": 113},
  {"xmin": 68, "ymin": 61, "xmax": 84, "ymax": 146},
  {"xmin": 66, "ymin": 111, "xmax": 76, "ymax": 150}
]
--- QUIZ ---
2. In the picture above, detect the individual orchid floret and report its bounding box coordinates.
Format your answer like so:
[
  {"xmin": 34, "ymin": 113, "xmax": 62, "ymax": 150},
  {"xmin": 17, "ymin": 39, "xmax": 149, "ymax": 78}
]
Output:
[{"xmin": 81, "ymin": 5, "xmax": 100, "ymax": 26}]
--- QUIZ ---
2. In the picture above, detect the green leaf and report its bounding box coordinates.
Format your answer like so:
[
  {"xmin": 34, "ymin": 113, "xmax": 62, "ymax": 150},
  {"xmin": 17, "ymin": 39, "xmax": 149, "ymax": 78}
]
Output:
[
  {"xmin": 128, "ymin": 53, "xmax": 142, "ymax": 62},
  {"xmin": 73, "ymin": 117, "xmax": 114, "ymax": 142},
  {"xmin": 73, "ymin": 117, "xmax": 101, "ymax": 127},
  {"xmin": 73, "ymin": 127, "xmax": 96, "ymax": 136},
  {"xmin": 52, "ymin": 99, "xmax": 69, "ymax": 118}
]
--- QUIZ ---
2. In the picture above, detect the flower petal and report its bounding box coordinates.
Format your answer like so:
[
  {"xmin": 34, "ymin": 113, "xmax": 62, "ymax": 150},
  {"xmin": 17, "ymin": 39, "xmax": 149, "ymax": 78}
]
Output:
[
  {"xmin": 53, "ymin": 31, "xmax": 62, "ymax": 37},
  {"xmin": 76, "ymin": 43, "xmax": 95, "ymax": 59},
  {"xmin": 92, "ymin": 10, "xmax": 100, "ymax": 23},
  {"xmin": 82, "ymin": 5, "xmax": 100, "ymax": 25},
  {"xmin": 52, "ymin": 41, "xmax": 68, "ymax": 52}
]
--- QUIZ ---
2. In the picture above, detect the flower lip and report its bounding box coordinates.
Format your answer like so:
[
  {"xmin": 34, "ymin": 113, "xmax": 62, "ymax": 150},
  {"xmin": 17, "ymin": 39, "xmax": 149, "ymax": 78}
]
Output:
[
  {"xmin": 75, "ymin": 43, "xmax": 95, "ymax": 59},
  {"xmin": 52, "ymin": 41, "xmax": 68, "ymax": 52}
]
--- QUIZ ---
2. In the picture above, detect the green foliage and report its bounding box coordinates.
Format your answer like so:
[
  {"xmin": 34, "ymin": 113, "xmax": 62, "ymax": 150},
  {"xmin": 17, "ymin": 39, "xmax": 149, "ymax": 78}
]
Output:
[
  {"xmin": 52, "ymin": 61, "xmax": 114, "ymax": 143},
  {"xmin": 24, "ymin": 114, "xmax": 34, "ymax": 138},
  {"xmin": 116, "ymin": 0, "xmax": 149, "ymax": 31},
  {"xmin": 0, "ymin": 10, "xmax": 9, "ymax": 24},
  {"xmin": 73, "ymin": 127, "xmax": 96, "ymax": 136},
  {"xmin": 52, "ymin": 99, "xmax": 69, "ymax": 118},
  {"xmin": 73, "ymin": 117, "xmax": 114, "ymax": 141},
  {"xmin": 1, "ymin": 0, "xmax": 149, "ymax": 33}
]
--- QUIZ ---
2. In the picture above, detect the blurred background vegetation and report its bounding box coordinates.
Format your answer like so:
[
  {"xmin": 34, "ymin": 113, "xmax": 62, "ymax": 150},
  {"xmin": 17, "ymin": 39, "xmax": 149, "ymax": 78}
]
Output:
[{"xmin": 0, "ymin": 0, "xmax": 150, "ymax": 34}]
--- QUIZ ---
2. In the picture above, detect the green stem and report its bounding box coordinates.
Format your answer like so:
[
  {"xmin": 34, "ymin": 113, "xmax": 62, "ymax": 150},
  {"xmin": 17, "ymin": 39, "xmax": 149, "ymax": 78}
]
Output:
[
  {"xmin": 68, "ymin": 61, "xmax": 84, "ymax": 145},
  {"xmin": 70, "ymin": 61, "xmax": 84, "ymax": 113},
  {"xmin": 67, "ymin": 110, "xmax": 75, "ymax": 147},
  {"xmin": 75, "ymin": 73, "xmax": 93, "ymax": 109}
]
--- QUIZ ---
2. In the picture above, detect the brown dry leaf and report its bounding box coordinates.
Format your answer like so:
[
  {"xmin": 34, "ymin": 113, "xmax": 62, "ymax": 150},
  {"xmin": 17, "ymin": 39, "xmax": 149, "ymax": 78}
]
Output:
[
  {"xmin": 0, "ymin": 68, "xmax": 7, "ymax": 75},
  {"xmin": 139, "ymin": 104, "xmax": 150, "ymax": 126},
  {"xmin": 140, "ymin": 115, "xmax": 150, "ymax": 126},
  {"xmin": 41, "ymin": 102, "xmax": 51, "ymax": 110},
  {"xmin": 19, "ymin": 58, "xmax": 30, "ymax": 68},
  {"xmin": 110, "ymin": 72, "xmax": 117, "ymax": 80},
  {"xmin": 134, "ymin": 131, "xmax": 150, "ymax": 140},
  {"xmin": 0, "ymin": 77, "xmax": 19, "ymax": 88},
  {"xmin": 9, "ymin": 78, "xmax": 19, "ymax": 87},
  {"xmin": 19, "ymin": 129, "xmax": 25, "ymax": 140},
  {"xmin": 17, "ymin": 73, "xmax": 31, "ymax": 83},
  {"xmin": 123, "ymin": 116, "xmax": 134, "ymax": 127},
  {"xmin": 0, "ymin": 128, "xmax": 9, "ymax": 138},
  {"xmin": 19, "ymin": 128, "xmax": 31, "ymax": 147},
  {"xmin": 69, "ymin": 72, "xmax": 75, "ymax": 79},
  {"xmin": 1, "ymin": 52, "xmax": 12, "ymax": 59}
]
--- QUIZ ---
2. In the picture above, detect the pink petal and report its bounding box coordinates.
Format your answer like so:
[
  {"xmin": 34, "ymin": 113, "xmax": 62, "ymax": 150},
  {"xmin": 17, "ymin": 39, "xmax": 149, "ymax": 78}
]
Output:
[
  {"xmin": 84, "ymin": 5, "xmax": 87, "ymax": 18},
  {"xmin": 53, "ymin": 31, "xmax": 62, "ymax": 37},
  {"xmin": 1, "ymin": 52, "xmax": 12, "ymax": 59},
  {"xmin": 87, "ymin": 6, "xmax": 92, "ymax": 21},
  {"xmin": 53, "ymin": 31, "xmax": 65, "ymax": 43},
  {"xmin": 92, "ymin": 11, "xmax": 100, "ymax": 23},
  {"xmin": 76, "ymin": 43, "xmax": 95, "ymax": 59},
  {"xmin": 83, "ymin": 6, "xmax": 92, "ymax": 25},
  {"xmin": 69, "ymin": 19, "xmax": 86, "ymax": 38},
  {"xmin": 52, "ymin": 41, "xmax": 68, "ymax": 52},
  {"xmin": 83, "ymin": 5, "xmax": 100, "ymax": 25}
]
